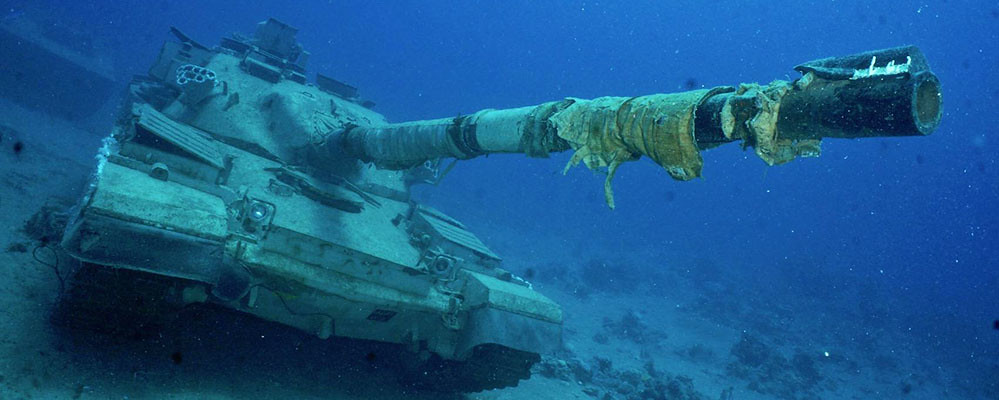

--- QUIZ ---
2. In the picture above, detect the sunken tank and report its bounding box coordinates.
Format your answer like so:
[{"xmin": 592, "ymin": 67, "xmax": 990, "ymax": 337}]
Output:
[{"xmin": 57, "ymin": 19, "xmax": 941, "ymax": 392}]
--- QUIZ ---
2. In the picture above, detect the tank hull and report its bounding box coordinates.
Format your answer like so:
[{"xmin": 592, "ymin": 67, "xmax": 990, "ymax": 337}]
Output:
[{"xmin": 60, "ymin": 119, "xmax": 562, "ymax": 348}]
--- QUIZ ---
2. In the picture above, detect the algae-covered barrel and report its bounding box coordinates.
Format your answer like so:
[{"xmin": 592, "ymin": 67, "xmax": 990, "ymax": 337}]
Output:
[{"xmin": 334, "ymin": 46, "xmax": 942, "ymax": 208}]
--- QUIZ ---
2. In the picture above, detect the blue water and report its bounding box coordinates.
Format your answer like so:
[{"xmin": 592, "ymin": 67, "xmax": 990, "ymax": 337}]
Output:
[{"xmin": 3, "ymin": 0, "xmax": 997, "ymax": 398}]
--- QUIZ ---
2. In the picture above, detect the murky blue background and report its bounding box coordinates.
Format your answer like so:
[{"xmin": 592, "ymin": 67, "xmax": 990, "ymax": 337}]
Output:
[{"xmin": 5, "ymin": 0, "xmax": 997, "ymax": 393}]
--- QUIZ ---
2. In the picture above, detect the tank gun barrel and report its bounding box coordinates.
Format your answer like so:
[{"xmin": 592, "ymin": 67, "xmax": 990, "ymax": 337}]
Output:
[{"xmin": 335, "ymin": 46, "xmax": 941, "ymax": 207}]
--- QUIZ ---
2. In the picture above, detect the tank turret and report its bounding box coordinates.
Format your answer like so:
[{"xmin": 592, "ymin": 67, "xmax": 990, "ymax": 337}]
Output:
[{"xmin": 55, "ymin": 18, "xmax": 941, "ymax": 392}]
